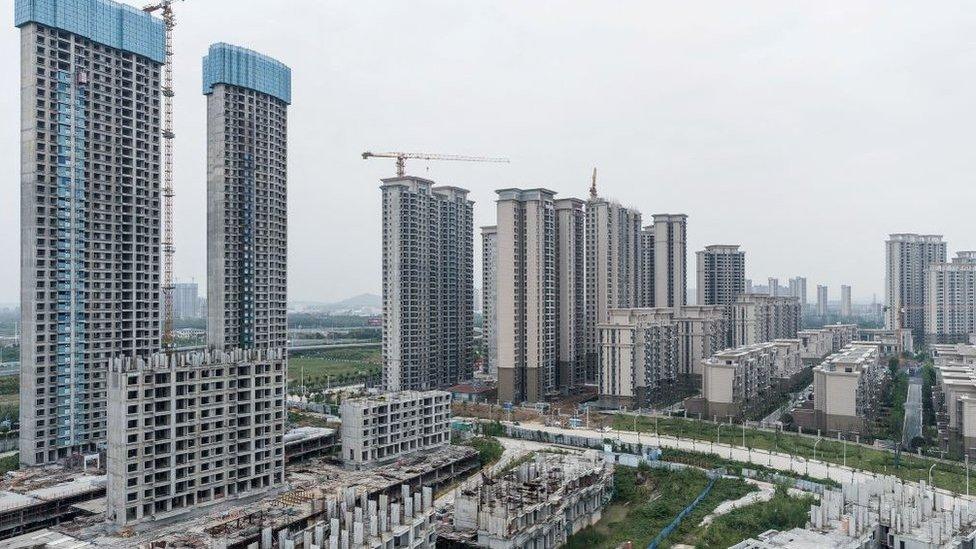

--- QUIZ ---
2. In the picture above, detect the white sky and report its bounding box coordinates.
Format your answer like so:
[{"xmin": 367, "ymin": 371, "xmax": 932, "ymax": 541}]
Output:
[{"xmin": 2, "ymin": 1, "xmax": 975, "ymax": 304}]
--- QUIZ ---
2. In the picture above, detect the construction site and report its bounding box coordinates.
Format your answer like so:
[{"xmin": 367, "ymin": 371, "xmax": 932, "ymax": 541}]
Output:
[
  {"xmin": 0, "ymin": 444, "xmax": 477, "ymax": 548},
  {"xmin": 440, "ymin": 450, "xmax": 614, "ymax": 549}
]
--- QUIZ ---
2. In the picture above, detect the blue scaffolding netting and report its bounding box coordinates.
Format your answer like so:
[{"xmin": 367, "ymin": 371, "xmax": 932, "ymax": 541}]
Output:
[
  {"xmin": 14, "ymin": 0, "xmax": 165, "ymax": 63},
  {"xmin": 202, "ymin": 42, "xmax": 292, "ymax": 104}
]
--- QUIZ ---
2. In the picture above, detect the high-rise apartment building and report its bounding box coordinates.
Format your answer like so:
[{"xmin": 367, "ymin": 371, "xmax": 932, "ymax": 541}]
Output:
[
  {"xmin": 481, "ymin": 226, "xmax": 498, "ymax": 377},
  {"xmin": 651, "ymin": 214, "xmax": 687, "ymax": 308},
  {"xmin": 381, "ymin": 177, "xmax": 474, "ymax": 391},
  {"xmin": 173, "ymin": 282, "xmax": 199, "ymax": 320},
  {"xmin": 729, "ymin": 294, "xmax": 801, "ymax": 347},
  {"xmin": 768, "ymin": 277, "xmax": 780, "ymax": 297},
  {"xmin": 840, "ymin": 285, "xmax": 852, "ymax": 317},
  {"xmin": 817, "ymin": 285, "xmax": 829, "ymax": 316},
  {"xmin": 639, "ymin": 228, "xmax": 655, "ymax": 307},
  {"xmin": 584, "ymin": 194, "xmax": 641, "ymax": 383},
  {"xmin": 886, "ymin": 233, "xmax": 947, "ymax": 342},
  {"xmin": 788, "ymin": 276, "xmax": 807, "ymax": 307},
  {"xmin": 745, "ymin": 279, "xmax": 754, "ymax": 294},
  {"xmin": 925, "ymin": 252, "xmax": 976, "ymax": 344},
  {"xmin": 205, "ymin": 43, "xmax": 290, "ymax": 351},
  {"xmin": 496, "ymin": 189, "xmax": 584, "ymax": 403},
  {"xmin": 696, "ymin": 245, "xmax": 745, "ymax": 306},
  {"xmin": 15, "ymin": 0, "xmax": 165, "ymax": 465}
]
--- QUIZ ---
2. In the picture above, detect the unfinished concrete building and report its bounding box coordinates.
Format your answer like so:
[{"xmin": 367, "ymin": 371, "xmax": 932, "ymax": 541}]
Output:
[
  {"xmin": 105, "ymin": 348, "xmax": 287, "ymax": 525},
  {"xmin": 451, "ymin": 451, "xmax": 613, "ymax": 549},
  {"xmin": 339, "ymin": 390, "xmax": 451, "ymax": 470},
  {"xmin": 205, "ymin": 43, "xmax": 291, "ymax": 351},
  {"xmin": 15, "ymin": 0, "xmax": 165, "ymax": 466},
  {"xmin": 733, "ymin": 476, "xmax": 976, "ymax": 549}
]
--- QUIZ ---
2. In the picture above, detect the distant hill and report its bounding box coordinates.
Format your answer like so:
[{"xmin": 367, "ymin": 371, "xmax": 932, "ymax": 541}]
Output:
[
  {"xmin": 327, "ymin": 293, "xmax": 381, "ymax": 311},
  {"xmin": 290, "ymin": 293, "xmax": 382, "ymax": 315}
]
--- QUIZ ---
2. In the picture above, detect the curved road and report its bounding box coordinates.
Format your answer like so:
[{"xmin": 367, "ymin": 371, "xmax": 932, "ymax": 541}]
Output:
[{"xmin": 902, "ymin": 377, "xmax": 923, "ymax": 450}]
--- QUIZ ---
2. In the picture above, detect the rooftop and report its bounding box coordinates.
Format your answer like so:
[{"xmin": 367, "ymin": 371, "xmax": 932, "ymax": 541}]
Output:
[{"xmin": 202, "ymin": 42, "xmax": 292, "ymax": 104}]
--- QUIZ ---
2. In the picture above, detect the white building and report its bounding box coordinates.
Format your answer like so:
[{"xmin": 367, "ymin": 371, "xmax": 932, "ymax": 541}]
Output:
[
  {"xmin": 806, "ymin": 344, "xmax": 884, "ymax": 434},
  {"xmin": 106, "ymin": 348, "xmax": 287, "ymax": 525},
  {"xmin": 788, "ymin": 276, "xmax": 807, "ymax": 307},
  {"xmin": 339, "ymin": 390, "xmax": 451, "ymax": 470},
  {"xmin": 647, "ymin": 214, "xmax": 688, "ymax": 308},
  {"xmin": 925, "ymin": 252, "xmax": 976, "ymax": 344}
]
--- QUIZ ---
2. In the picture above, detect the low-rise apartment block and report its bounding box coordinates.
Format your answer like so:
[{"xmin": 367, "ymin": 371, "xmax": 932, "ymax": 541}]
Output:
[
  {"xmin": 932, "ymin": 344, "xmax": 976, "ymax": 458},
  {"xmin": 796, "ymin": 344, "xmax": 885, "ymax": 435},
  {"xmin": 106, "ymin": 348, "xmax": 287, "ymax": 526},
  {"xmin": 857, "ymin": 328, "xmax": 914, "ymax": 357},
  {"xmin": 692, "ymin": 339, "xmax": 802, "ymax": 420},
  {"xmin": 598, "ymin": 306, "xmax": 726, "ymax": 409},
  {"xmin": 728, "ymin": 293, "xmax": 801, "ymax": 347},
  {"xmin": 340, "ymin": 390, "xmax": 451, "ymax": 470}
]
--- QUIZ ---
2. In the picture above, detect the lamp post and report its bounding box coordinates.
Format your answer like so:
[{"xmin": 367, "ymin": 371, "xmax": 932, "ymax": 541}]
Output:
[{"xmin": 929, "ymin": 463, "xmax": 937, "ymax": 487}]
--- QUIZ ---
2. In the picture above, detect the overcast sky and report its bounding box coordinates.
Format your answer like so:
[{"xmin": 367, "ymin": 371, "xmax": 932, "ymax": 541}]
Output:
[{"xmin": 2, "ymin": 1, "xmax": 975, "ymax": 305}]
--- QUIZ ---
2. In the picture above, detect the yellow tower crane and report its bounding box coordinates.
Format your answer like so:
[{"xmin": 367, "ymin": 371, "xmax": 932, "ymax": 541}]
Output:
[
  {"xmin": 362, "ymin": 151, "xmax": 509, "ymax": 177},
  {"xmin": 143, "ymin": 0, "xmax": 182, "ymax": 348}
]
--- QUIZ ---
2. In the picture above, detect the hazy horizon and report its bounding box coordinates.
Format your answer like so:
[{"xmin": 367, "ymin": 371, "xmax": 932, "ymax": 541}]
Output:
[{"xmin": 2, "ymin": 1, "xmax": 975, "ymax": 304}]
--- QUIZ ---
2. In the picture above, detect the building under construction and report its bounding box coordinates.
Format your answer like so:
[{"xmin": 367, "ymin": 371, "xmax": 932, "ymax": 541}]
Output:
[{"xmin": 446, "ymin": 451, "xmax": 613, "ymax": 549}]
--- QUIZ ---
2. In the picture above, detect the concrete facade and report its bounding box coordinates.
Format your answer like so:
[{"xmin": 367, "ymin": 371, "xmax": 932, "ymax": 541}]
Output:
[
  {"xmin": 205, "ymin": 44, "xmax": 290, "ymax": 351},
  {"xmin": 452, "ymin": 451, "xmax": 613, "ymax": 549},
  {"xmin": 729, "ymin": 293, "xmax": 802, "ymax": 347},
  {"xmin": 17, "ymin": 5, "xmax": 165, "ymax": 465},
  {"xmin": 105, "ymin": 348, "xmax": 287, "ymax": 525},
  {"xmin": 381, "ymin": 177, "xmax": 474, "ymax": 391},
  {"xmin": 886, "ymin": 233, "xmax": 947, "ymax": 342},
  {"xmin": 482, "ymin": 226, "xmax": 498, "ymax": 378},
  {"xmin": 495, "ymin": 189, "xmax": 584, "ymax": 403},
  {"xmin": 696, "ymin": 244, "xmax": 746, "ymax": 307},
  {"xmin": 584, "ymin": 197, "xmax": 641, "ymax": 385},
  {"xmin": 925, "ymin": 252, "xmax": 976, "ymax": 344},
  {"xmin": 339, "ymin": 390, "xmax": 451, "ymax": 470}
]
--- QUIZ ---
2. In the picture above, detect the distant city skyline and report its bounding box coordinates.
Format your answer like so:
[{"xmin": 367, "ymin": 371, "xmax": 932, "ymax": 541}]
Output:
[{"xmin": 2, "ymin": 0, "xmax": 976, "ymax": 304}]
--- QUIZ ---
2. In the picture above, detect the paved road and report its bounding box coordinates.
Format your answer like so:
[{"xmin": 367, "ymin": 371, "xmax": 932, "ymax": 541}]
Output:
[
  {"xmin": 500, "ymin": 421, "xmax": 973, "ymax": 501},
  {"xmin": 902, "ymin": 377, "xmax": 923, "ymax": 449}
]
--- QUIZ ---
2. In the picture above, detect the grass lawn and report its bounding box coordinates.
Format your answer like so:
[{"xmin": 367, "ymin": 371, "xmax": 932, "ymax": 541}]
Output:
[
  {"xmin": 611, "ymin": 414, "xmax": 973, "ymax": 494},
  {"xmin": 288, "ymin": 345, "xmax": 381, "ymax": 387},
  {"xmin": 678, "ymin": 486, "xmax": 814, "ymax": 548},
  {"xmin": 565, "ymin": 466, "xmax": 755, "ymax": 549}
]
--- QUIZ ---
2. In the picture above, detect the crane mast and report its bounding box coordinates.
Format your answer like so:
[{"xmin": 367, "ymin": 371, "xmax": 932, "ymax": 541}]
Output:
[
  {"xmin": 144, "ymin": 1, "xmax": 179, "ymax": 348},
  {"xmin": 362, "ymin": 151, "xmax": 509, "ymax": 177}
]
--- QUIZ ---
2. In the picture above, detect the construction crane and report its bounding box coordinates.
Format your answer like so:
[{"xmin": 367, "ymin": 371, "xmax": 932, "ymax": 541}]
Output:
[
  {"xmin": 362, "ymin": 151, "xmax": 509, "ymax": 177},
  {"xmin": 144, "ymin": 0, "xmax": 182, "ymax": 348}
]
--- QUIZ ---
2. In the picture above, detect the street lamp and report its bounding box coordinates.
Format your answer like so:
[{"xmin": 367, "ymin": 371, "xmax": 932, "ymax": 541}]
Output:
[{"xmin": 929, "ymin": 463, "xmax": 937, "ymax": 486}]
